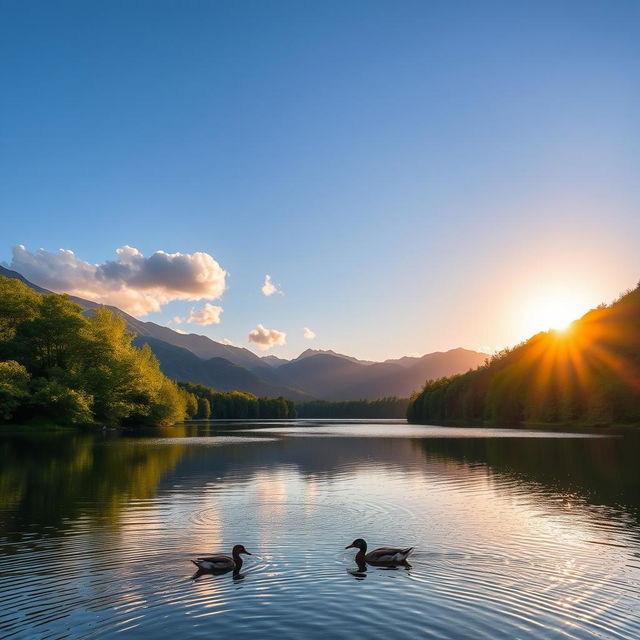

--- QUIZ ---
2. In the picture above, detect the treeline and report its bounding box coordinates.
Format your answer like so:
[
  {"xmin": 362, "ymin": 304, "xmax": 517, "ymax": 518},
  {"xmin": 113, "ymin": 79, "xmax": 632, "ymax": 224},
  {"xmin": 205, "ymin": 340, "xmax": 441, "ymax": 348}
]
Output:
[
  {"xmin": 297, "ymin": 397, "xmax": 409, "ymax": 419},
  {"xmin": 0, "ymin": 276, "xmax": 192, "ymax": 427},
  {"xmin": 179, "ymin": 383, "xmax": 409, "ymax": 420},
  {"xmin": 408, "ymin": 284, "xmax": 640, "ymax": 426},
  {"xmin": 180, "ymin": 382, "xmax": 297, "ymax": 419}
]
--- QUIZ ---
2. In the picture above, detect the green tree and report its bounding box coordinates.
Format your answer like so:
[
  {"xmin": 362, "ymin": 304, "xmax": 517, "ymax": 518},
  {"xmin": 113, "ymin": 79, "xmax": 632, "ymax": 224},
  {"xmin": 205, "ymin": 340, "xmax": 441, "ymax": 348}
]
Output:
[
  {"xmin": 14, "ymin": 295, "xmax": 86, "ymax": 373},
  {"xmin": 0, "ymin": 360, "xmax": 30, "ymax": 421},
  {"xmin": 29, "ymin": 378, "xmax": 93, "ymax": 425},
  {"xmin": 196, "ymin": 396, "xmax": 211, "ymax": 419},
  {"xmin": 0, "ymin": 277, "xmax": 40, "ymax": 345},
  {"xmin": 0, "ymin": 276, "xmax": 190, "ymax": 427},
  {"xmin": 185, "ymin": 392, "xmax": 198, "ymax": 418}
]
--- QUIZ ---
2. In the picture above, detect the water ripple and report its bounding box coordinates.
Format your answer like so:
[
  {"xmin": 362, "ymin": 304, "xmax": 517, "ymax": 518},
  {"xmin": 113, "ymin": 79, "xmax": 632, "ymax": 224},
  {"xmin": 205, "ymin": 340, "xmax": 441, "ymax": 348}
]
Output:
[{"xmin": 1, "ymin": 423, "xmax": 639, "ymax": 639}]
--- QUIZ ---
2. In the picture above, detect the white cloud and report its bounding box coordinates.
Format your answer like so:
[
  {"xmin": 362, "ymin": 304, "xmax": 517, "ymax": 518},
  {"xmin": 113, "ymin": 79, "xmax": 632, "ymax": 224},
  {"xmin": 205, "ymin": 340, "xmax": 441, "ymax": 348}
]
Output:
[
  {"xmin": 248, "ymin": 323, "xmax": 286, "ymax": 351},
  {"xmin": 261, "ymin": 274, "xmax": 283, "ymax": 297},
  {"xmin": 6, "ymin": 244, "xmax": 227, "ymax": 316},
  {"xmin": 174, "ymin": 328, "xmax": 188, "ymax": 335},
  {"xmin": 184, "ymin": 303, "xmax": 223, "ymax": 326},
  {"xmin": 172, "ymin": 303, "xmax": 223, "ymax": 327},
  {"xmin": 303, "ymin": 327, "xmax": 316, "ymax": 339},
  {"xmin": 220, "ymin": 338, "xmax": 238, "ymax": 346}
]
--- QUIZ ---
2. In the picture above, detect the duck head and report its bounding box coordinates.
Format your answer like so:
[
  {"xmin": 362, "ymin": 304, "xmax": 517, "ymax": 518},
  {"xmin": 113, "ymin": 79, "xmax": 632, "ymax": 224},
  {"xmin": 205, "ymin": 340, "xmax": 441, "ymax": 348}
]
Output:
[
  {"xmin": 345, "ymin": 538, "xmax": 367, "ymax": 552},
  {"xmin": 232, "ymin": 544, "xmax": 252, "ymax": 556}
]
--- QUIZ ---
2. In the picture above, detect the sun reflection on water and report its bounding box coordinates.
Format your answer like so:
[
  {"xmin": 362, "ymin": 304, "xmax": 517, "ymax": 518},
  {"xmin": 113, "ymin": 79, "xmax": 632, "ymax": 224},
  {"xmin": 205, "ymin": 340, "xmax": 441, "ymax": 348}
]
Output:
[{"xmin": 1, "ymin": 424, "xmax": 639, "ymax": 639}]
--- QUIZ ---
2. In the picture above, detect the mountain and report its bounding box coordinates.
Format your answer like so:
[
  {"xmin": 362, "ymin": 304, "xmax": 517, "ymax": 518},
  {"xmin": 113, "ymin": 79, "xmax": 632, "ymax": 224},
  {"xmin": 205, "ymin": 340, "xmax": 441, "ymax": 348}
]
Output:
[
  {"xmin": 276, "ymin": 348, "xmax": 487, "ymax": 400},
  {"xmin": 0, "ymin": 266, "xmax": 305, "ymax": 399},
  {"xmin": 384, "ymin": 355, "xmax": 421, "ymax": 368},
  {"xmin": 0, "ymin": 265, "xmax": 52, "ymax": 295},
  {"xmin": 132, "ymin": 337, "xmax": 310, "ymax": 400},
  {"xmin": 292, "ymin": 348, "xmax": 376, "ymax": 365},
  {"xmin": 0, "ymin": 265, "xmax": 488, "ymax": 402},
  {"xmin": 0, "ymin": 266, "xmax": 273, "ymax": 373},
  {"xmin": 276, "ymin": 354, "xmax": 367, "ymax": 399},
  {"xmin": 261, "ymin": 355, "xmax": 290, "ymax": 367}
]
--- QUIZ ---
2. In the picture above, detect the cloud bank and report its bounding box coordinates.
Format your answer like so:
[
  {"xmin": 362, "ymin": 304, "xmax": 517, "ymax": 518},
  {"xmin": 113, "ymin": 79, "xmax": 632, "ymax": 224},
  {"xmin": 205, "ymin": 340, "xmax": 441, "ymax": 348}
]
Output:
[
  {"xmin": 261, "ymin": 274, "xmax": 283, "ymax": 297},
  {"xmin": 7, "ymin": 245, "xmax": 227, "ymax": 316},
  {"xmin": 303, "ymin": 327, "xmax": 316, "ymax": 339},
  {"xmin": 248, "ymin": 324, "xmax": 286, "ymax": 350}
]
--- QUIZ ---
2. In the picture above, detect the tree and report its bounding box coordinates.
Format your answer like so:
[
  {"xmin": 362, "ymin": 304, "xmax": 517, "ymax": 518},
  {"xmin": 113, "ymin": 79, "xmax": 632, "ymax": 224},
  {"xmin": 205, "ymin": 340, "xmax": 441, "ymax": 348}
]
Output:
[
  {"xmin": 196, "ymin": 397, "xmax": 211, "ymax": 419},
  {"xmin": 408, "ymin": 283, "xmax": 640, "ymax": 427},
  {"xmin": 185, "ymin": 392, "xmax": 198, "ymax": 418},
  {"xmin": 0, "ymin": 276, "xmax": 190, "ymax": 427},
  {"xmin": 15, "ymin": 295, "xmax": 86, "ymax": 372},
  {"xmin": 0, "ymin": 277, "xmax": 40, "ymax": 345},
  {"xmin": 29, "ymin": 378, "xmax": 93, "ymax": 425},
  {"xmin": 0, "ymin": 360, "xmax": 30, "ymax": 421}
]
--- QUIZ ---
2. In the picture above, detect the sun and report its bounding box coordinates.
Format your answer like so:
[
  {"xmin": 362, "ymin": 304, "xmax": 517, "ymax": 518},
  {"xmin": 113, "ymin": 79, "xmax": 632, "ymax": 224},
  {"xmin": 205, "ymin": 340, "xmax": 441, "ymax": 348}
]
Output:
[{"xmin": 521, "ymin": 289, "xmax": 590, "ymax": 336}]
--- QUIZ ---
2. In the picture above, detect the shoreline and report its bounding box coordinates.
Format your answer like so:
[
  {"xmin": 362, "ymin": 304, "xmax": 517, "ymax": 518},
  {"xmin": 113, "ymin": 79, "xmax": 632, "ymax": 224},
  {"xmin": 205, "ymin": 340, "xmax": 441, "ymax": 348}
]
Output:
[{"xmin": 407, "ymin": 418, "xmax": 640, "ymax": 432}]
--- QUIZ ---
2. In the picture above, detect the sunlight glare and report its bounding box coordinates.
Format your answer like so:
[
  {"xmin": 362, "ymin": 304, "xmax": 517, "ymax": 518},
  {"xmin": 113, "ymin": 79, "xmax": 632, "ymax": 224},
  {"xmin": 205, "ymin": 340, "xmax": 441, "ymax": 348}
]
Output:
[{"xmin": 521, "ymin": 289, "xmax": 591, "ymax": 336}]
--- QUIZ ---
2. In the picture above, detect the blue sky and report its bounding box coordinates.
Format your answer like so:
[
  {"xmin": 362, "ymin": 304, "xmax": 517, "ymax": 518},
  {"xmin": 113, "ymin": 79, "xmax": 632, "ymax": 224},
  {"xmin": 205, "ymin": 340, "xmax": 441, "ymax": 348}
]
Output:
[{"xmin": 1, "ymin": 0, "xmax": 639, "ymax": 360}]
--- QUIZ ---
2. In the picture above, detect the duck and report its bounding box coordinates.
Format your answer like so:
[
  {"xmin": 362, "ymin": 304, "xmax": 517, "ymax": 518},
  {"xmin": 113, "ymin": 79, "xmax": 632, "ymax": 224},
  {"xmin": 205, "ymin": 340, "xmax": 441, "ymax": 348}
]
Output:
[
  {"xmin": 191, "ymin": 544, "xmax": 252, "ymax": 572},
  {"xmin": 345, "ymin": 538, "xmax": 413, "ymax": 566}
]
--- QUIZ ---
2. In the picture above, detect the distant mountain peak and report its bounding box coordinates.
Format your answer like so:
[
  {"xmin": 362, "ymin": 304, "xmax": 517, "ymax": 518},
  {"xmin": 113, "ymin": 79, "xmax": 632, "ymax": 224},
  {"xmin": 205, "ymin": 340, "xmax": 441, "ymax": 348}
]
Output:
[
  {"xmin": 261, "ymin": 355, "xmax": 290, "ymax": 367},
  {"xmin": 294, "ymin": 348, "xmax": 375, "ymax": 365}
]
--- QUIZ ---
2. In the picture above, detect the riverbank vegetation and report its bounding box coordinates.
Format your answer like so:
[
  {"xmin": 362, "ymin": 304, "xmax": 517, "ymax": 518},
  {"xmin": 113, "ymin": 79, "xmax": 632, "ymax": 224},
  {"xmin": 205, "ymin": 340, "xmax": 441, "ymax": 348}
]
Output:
[
  {"xmin": 297, "ymin": 397, "xmax": 409, "ymax": 419},
  {"xmin": 408, "ymin": 284, "xmax": 640, "ymax": 426},
  {"xmin": 0, "ymin": 276, "xmax": 193, "ymax": 427},
  {"xmin": 179, "ymin": 382, "xmax": 297, "ymax": 419}
]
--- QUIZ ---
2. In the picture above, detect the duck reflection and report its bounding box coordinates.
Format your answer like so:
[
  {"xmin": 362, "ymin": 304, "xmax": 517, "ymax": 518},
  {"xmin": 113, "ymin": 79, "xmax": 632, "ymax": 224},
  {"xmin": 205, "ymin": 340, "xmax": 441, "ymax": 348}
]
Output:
[
  {"xmin": 191, "ymin": 565, "xmax": 246, "ymax": 581},
  {"xmin": 346, "ymin": 560, "xmax": 412, "ymax": 580},
  {"xmin": 347, "ymin": 561, "xmax": 368, "ymax": 579}
]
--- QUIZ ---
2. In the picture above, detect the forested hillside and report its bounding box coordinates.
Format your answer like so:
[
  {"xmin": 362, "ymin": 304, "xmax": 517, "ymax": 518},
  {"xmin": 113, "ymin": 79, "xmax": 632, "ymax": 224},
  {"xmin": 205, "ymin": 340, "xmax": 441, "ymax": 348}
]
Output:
[{"xmin": 408, "ymin": 284, "xmax": 640, "ymax": 426}]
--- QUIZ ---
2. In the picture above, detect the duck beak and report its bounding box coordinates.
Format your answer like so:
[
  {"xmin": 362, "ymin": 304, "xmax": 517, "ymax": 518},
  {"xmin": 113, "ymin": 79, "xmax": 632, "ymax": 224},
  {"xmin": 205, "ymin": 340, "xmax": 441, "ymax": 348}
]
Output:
[
  {"xmin": 345, "ymin": 544, "xmax": 355, "ymax": 549},
  {"xmin": 243, "ymin": 550, "xmax": 252, "ymax": 555}
]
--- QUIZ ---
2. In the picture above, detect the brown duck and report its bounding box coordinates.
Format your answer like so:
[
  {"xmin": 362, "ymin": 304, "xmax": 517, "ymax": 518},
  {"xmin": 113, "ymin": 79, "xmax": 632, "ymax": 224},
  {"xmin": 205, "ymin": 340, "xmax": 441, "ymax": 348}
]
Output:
[
  {"xmin": 191, "ymin": 544, "xmax": 251, "ymax": 572},
  {"xmin": 346, "ymin": 538, "xmax": 413, "ymax": 566}
]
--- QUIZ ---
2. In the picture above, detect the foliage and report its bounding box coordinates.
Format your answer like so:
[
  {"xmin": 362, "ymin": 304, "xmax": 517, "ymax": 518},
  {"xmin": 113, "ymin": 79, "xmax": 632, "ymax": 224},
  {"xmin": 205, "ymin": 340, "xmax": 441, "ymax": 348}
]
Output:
[
  {"xmin": 0, "ymin": 360, "xmax": 30, "ymax": 421},
  {"xmin": 0, "ymin": 276, "xmax": 193, "ymax": 427},
  {"xmin": 297, "ymin": 397, "xmax": 409, "ymax": 418},
  {"xmin": 180, "ymin": 382, "xmax": 297, "ymax": 419},
  {"xmin": 196, "ymin": 396, "xmax": 211, "ymax": 419},
  {"xmin": 0, "ymin": 278, "xmax": 40, "ymax": 344},
  {"xmin": 28, "ymin": 378, "xmax": 94, "ymax": 425},
  {"xmin": 408, "ymin": 284, "xmax": 640, "ymax": 426}
]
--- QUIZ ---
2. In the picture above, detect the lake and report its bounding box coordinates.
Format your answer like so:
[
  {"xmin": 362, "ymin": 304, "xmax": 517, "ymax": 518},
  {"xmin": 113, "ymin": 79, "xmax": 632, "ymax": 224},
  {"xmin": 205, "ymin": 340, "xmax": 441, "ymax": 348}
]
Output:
[{"xmin": 1, "ymin": 420, "xmax": 639, "ymax": 639}]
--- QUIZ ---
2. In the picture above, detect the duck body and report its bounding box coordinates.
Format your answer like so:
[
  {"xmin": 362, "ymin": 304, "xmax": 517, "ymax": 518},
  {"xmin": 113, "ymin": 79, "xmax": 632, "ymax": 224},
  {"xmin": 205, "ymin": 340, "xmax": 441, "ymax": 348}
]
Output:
[
  {"xmin": 346, "ymin": 538, "xmax": 413, "ymax": 566},
  {"xmin": 191, "ymin": 544, "xmax": 251, "ymax": 573}
]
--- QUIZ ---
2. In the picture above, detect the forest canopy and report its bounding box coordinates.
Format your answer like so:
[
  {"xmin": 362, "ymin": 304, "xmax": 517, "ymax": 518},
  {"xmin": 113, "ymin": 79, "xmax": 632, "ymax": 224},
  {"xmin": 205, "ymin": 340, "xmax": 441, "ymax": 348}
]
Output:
[
  {"xmin": 408, "ymin": 284, "xmax": 640, "ymax": 427},
  {"xmin": 179, "ymin": 382, "xmax": 297, "ymax": 419},
  {"xmin": 297, "ymin": 397, "xmax": 409, "ymax": 419},
  {"xmin": 0, "ymin": 276, "xmax": 192, "ymax": 426}
]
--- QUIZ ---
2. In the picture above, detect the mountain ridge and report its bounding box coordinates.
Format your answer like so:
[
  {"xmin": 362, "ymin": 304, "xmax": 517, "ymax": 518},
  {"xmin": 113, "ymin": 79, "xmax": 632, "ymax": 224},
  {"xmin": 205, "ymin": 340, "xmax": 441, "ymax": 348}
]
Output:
[{"xmin": 0, "ymin": 265, "xmax": 488, "ymax": 401}]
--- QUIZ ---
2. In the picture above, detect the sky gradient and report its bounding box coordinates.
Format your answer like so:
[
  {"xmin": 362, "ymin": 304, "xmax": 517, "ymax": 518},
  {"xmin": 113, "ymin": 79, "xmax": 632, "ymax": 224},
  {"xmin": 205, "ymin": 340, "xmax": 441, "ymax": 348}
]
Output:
[{"xmin": 1, "ymin": 0, "xmax": 639, "ymax": 360}]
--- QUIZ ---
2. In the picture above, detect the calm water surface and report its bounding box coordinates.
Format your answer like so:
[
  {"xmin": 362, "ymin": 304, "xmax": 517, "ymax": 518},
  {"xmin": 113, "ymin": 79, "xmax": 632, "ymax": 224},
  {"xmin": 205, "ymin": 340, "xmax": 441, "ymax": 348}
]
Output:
[{"xmin": 1, "ymin": 420, "xmax": 639, "ymax": 639}]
